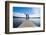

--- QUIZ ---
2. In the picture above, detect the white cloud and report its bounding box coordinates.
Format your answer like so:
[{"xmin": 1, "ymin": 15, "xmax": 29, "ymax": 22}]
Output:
[
  {"xmin": 13, "ymin": 8, "xmax": 40, "ymax": 17},
  {"xmin": 13, "ymin": 13, "xmax": 26, "ymax": 17},
  {"xmin": 13, "ymin": 12, "xmax": 40, "ymax": 17},
  {"xmin": 29, "ymin": 14, "xmax": 40, "ymax": 17},
  {"xmin": 31, "ymin": 8, "xmax": 40, "ymax": 15},
  {"xmin": 29, "ymin": 8, "xmax": 40, "ymax": 17}
]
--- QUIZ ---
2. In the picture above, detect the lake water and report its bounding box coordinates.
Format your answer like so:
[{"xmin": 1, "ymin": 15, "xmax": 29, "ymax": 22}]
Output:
[{"xmin": 13, "ymin": 17, "xmax": 40, "ymax": 28}]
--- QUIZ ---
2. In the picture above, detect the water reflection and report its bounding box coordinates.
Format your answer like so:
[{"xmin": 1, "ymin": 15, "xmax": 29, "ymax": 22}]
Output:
[{"xmin": 13, "ymin": 17, "xmax": 40, "ymax": 28}]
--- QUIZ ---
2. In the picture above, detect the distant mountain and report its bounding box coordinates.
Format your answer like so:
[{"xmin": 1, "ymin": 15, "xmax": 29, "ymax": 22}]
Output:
[
  {"xmin": 13, "ymin": 16, "xmax": 25, "ymax": 18},
  {"xmin": 13, "ymin": 16, "xmax": 40, "ymax": 19}
]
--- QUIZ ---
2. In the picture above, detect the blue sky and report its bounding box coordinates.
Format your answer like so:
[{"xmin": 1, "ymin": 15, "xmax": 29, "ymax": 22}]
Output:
[
  {"xmin": 13, "ymin": 7, "xmax": 33, "ymax": 14},
  {"xmin": 13, "ymin": 7, "xmax": 40, "ymax": 17}
]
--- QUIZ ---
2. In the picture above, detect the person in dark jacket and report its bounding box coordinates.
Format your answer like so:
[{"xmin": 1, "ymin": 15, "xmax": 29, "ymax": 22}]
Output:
[{"xmin": 26, "ymin": 14, "xmax": 29, "ymax": 20}]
